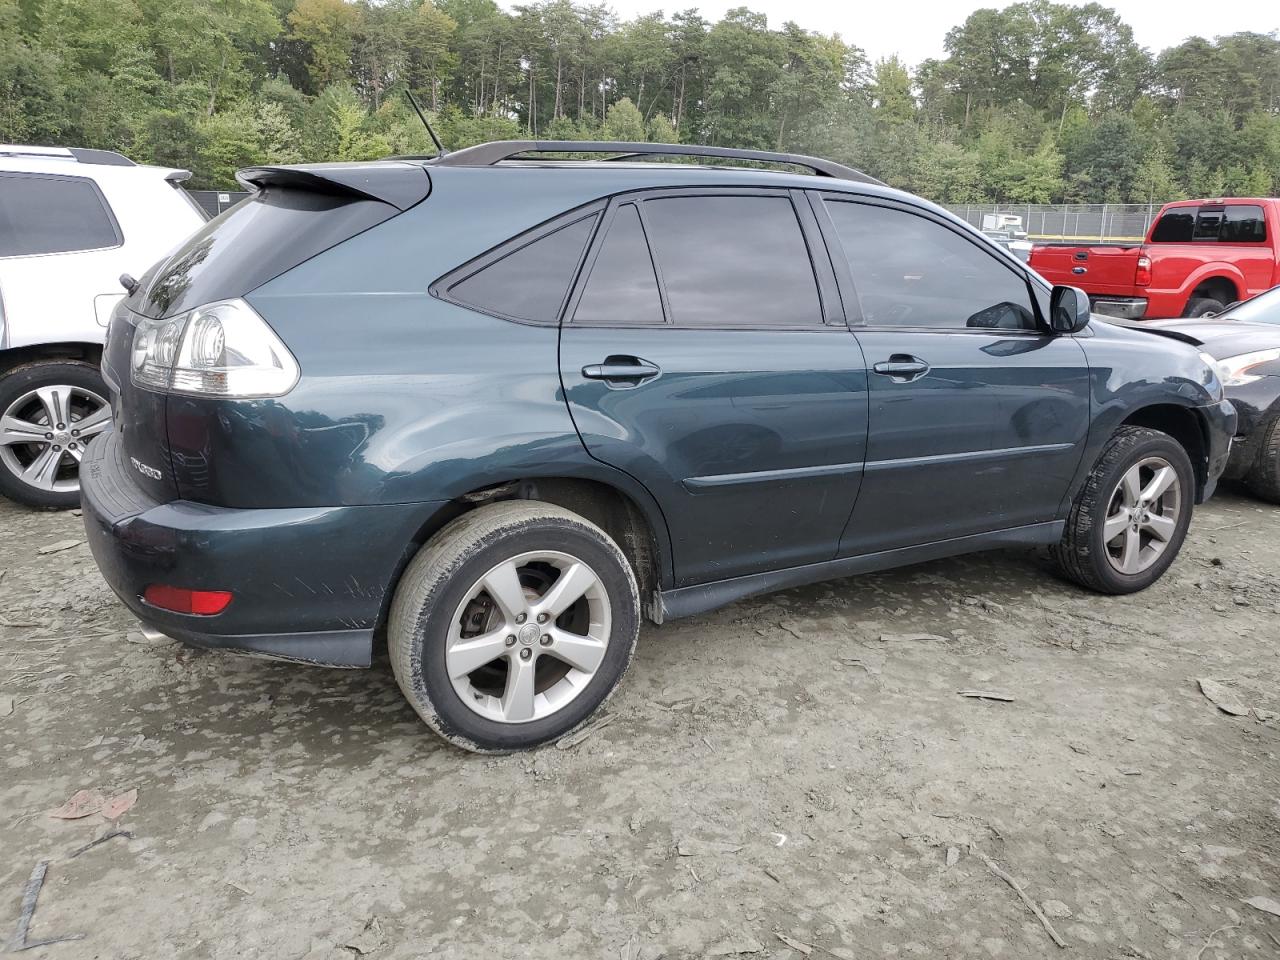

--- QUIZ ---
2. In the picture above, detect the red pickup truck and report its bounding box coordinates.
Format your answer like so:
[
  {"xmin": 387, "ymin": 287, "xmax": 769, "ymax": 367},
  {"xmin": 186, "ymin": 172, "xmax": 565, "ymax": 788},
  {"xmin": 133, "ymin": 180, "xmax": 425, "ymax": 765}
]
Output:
[{"xmin": 1029, "ymin": 198, "xmax": 1280, "ymax": 319}]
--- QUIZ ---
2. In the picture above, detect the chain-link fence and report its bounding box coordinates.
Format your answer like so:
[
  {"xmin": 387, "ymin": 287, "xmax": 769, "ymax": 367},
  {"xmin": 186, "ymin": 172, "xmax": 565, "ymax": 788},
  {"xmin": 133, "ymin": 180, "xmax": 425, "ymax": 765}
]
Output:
[{"xmin": 945, "ymin": 203, "xmax": 1160, "ymax": 244}]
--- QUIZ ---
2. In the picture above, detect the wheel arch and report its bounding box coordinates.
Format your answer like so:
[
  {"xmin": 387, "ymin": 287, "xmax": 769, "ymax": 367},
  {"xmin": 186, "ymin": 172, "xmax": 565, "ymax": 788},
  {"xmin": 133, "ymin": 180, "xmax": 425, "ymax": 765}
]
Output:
[
  {"xmin": 375, "ymin": 472, "xmax": 673, "ymax": 638},
  {"xmin": 1181, "ymin": 270, "xmax": 1242, "ymax": 313},
  {"xmin": 1120, "ymin": 403, "xmax": 1210, "ymax": 500},
  {"xmin": 0, "ymin": 342, "xmax": 104, "ymax": 377}
]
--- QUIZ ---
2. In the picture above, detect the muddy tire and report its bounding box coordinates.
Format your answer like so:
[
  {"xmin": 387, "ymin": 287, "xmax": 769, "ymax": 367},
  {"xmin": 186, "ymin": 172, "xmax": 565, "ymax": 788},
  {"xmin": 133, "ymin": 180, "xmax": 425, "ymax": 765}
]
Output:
[
  {"xmin": 1051, "ymin": 426, "xmax": 1194, "ymax": 594},
  {"xmin": 1184, "ymin": 297, "xmax": 1225, "ymax": 318},
  {"xmin": 388, "ymin": 501, "xmax": 640, "ymax": 753},
  {"xmin": 0, "ymin": 360, "xmax": 110, "ymax": 510},
  {"xmin": 1245, "ymin": 415, "xmax": 1280, "ymax": 504}
]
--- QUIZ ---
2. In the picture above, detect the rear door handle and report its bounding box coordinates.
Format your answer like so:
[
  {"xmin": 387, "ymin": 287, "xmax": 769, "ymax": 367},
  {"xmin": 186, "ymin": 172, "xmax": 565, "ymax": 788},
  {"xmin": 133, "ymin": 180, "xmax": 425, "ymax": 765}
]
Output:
[
  {"xmin": 581, "ymin": 356, "xmax": 661, "ymax": 385},
  {"xmin": 872, "ymin": 355, "xmax": 930, "ymax": 382}
]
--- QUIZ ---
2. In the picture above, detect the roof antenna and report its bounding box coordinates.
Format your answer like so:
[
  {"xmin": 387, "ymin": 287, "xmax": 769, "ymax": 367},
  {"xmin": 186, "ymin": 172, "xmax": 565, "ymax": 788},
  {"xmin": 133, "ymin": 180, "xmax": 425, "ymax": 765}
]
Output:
[{"xmin": 405, "ymin": 90, "xmax": 446, "ymax": 158}]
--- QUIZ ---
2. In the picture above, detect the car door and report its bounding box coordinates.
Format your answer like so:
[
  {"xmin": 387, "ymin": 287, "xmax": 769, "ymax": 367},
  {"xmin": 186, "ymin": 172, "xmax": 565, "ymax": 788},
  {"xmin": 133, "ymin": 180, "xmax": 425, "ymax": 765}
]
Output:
[
  {"xmin": 0, "ymin": 172, "xmax": 123, "ymax": 348},
  {"xmin": 817, "ymin": 195, "xmax": 1092, "ymax": 557},
  {"xmin": 559, "ymin": 189, "xmax": 869, "ymax": 586}
]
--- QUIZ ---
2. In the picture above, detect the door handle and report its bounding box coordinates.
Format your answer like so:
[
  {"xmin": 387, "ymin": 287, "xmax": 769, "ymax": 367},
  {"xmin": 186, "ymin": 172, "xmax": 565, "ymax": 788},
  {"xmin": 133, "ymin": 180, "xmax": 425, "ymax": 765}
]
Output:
[
  {"xmin": 581, "ymin": 356, "xmax": 661, "ymax": 385},
  {"xmin": 872, "ymin": 355, "xmax": 930, "ymax": 382}
]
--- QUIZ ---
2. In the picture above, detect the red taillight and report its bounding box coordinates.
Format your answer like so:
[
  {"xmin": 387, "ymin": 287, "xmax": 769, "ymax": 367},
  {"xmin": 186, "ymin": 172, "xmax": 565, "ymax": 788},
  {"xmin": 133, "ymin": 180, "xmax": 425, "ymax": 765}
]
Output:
[
  {"xmin": 1135, "ymin": 255, "xmax": 1152, "ymax": 287},
  {"xmin": 143, "ymin": 584, "xmax": 232, "ymax": 615}
]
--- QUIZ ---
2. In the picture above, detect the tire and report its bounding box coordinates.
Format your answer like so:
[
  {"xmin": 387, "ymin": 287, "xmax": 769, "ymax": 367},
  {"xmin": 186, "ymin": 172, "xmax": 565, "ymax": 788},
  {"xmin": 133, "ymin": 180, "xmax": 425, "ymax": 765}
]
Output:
[
  {"xmin": 1245, "ymin": 415, "xmax": 1280, "ymax": 504},
  {"xmin": 1184, "ymin": 297, "xmax": 1225, "ymax": 318},
  {"xmin": 388, "ymin": 501, "xmax": 640, "ymax": 753},
  {"xmin": 1051, "ymin": 426, "xmax": 1195, "ymax": 594},
  {"xmin": 0, "ymin": 360, "xmax": 110, "ymax": 510}
]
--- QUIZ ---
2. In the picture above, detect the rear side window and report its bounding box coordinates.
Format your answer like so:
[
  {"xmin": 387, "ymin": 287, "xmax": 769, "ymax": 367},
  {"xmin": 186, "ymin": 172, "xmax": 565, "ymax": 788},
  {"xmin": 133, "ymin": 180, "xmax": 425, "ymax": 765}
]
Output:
[
  {"xmin": 0, "ymin": 173, "xmax": 120, "ymax": 257},
  {"xmin": 1151, "ymin": 209, "xmax": 1195, "ymax": 243},
  {"xmin": 826, "ymin": 200, "xmax": 1036, "ymax": 330},
  {"xmin": 1220, "ymin": 205, "xmax": 1267, "ymax": 242},
  {"xmin": 573, "ymin": 203, "xmax": 663, "ymax": 325},
  {"xmin": 642, "ymin": 195, "xmax": 822, "ymax": 327},
  {"xmin": 445, "ymin": 215, "xmax": 597, "ymax": 323},
  {"xmin": 1193, "ymin": 208, "xmax": 1224, "ymax": 241}
]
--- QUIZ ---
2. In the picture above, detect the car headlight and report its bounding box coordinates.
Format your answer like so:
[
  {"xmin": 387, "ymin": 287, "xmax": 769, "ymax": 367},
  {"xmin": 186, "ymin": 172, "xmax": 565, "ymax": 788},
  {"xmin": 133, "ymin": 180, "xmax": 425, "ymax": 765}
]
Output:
[
  {"xmin": 130, "ymin": 299, "xmax": 299, "ymax": 397},
  {"xmin": 1205, "ymin": 348, "xmax": 1280, "ymax": 388}
]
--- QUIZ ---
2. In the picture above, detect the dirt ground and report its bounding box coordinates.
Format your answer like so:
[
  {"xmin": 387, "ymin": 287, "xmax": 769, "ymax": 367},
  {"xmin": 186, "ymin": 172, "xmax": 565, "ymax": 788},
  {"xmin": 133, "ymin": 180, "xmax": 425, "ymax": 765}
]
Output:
[{"xmin": 2, "ymin": 488, "xmax": 1279, "ymax": 960}]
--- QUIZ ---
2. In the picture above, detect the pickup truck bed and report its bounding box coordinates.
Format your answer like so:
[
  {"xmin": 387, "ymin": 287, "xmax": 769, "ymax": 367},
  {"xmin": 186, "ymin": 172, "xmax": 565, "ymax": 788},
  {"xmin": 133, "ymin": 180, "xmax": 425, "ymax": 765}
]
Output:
[{"xmin": 1029, "ymin": 199, "xmax": 1280, "ymax": 319}]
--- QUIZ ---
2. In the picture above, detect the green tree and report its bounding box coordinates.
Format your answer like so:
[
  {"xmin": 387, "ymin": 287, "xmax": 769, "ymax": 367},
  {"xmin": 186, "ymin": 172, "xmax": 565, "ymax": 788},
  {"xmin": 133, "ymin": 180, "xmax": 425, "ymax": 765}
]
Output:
[{"xmin": 601, "ymin": 96, "xmax": 645, "ymax": 141}]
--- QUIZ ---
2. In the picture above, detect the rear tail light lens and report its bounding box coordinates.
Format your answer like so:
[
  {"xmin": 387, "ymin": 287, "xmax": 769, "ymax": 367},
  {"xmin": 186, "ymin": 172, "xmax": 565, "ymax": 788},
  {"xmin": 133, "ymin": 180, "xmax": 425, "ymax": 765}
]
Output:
[
  {"xmin": 1135, "ymin": 255, "xmax": 1152, "ymax": 287},
  {"xmin": 143, "ymin": 584, "xmax": 233, "ymax": 615},
  {"xmin": 131, "ymin": 298, "xmax": 299, "ymax": 397}
]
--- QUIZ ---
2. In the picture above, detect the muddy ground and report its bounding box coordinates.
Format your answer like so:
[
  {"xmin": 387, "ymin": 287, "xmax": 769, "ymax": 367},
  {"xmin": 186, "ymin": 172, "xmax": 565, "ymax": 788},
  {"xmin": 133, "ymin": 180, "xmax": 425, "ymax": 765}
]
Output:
[{"xmin": 2, "ymin": 489, "xmax": 1279, "ymax": 960}]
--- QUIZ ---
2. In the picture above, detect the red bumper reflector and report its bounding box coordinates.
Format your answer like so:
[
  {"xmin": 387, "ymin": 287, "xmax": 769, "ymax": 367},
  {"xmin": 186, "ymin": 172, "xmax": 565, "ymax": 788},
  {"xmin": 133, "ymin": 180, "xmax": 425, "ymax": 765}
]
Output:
[{"xmin": 143, "ymin": 584, "xmax": 233, "ymax": 615}]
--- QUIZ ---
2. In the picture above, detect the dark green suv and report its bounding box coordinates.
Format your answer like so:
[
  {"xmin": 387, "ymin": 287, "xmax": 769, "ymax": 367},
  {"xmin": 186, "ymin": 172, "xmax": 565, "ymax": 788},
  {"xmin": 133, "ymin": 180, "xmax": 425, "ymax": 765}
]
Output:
[{"xmin": 81, "ymin": 141, "xmax": 1236, "ymax": 752}]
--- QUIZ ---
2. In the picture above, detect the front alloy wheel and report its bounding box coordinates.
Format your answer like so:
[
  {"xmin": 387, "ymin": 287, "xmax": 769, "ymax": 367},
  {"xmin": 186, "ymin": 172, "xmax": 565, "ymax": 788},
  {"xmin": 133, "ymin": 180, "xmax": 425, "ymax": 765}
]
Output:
[{"xmin": 1101, "ymin": 457, "xmax": 1182, "ymax": 575}]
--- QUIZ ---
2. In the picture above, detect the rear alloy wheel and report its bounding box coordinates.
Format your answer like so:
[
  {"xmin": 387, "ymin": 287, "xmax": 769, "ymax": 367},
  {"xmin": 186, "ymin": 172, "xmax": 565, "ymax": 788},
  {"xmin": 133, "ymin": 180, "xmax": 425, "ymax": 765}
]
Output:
[
  {"xmin": 1051, "ymin": 425, "xmax": 1194, "ymax": 594},
  {"xmin": 389, "ymin": 501, "xmax": 640, "ymax": 752},
  {"xmin": 0, "ymin": 361, "xmax": 111, "ymax": 509}
]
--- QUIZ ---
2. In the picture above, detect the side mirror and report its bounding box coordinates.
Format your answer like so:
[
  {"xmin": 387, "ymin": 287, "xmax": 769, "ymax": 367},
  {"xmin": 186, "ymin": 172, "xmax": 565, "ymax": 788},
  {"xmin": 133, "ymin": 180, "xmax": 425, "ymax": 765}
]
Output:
[{"xmin": 1049, "ymin": 285, "xmax": 1091, "ymax": 334}]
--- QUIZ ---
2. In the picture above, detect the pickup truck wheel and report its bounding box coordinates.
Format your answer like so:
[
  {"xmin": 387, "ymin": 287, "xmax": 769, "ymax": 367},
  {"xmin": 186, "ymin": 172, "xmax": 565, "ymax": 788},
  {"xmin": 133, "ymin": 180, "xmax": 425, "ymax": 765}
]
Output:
[
  {"xmin": 1050, "ymin": 426, "xmax": 1194, "ymax": 594},
  {"xmin": 1184, "ymin": 297, "xmax": 1225, "ymax": 318},
  {"xmin": 1245, "ymin": 415, "xmax": 1280, "ymax": 504},
  {"xmin": 0, "ymin": 361, "xmax": 111, "ymax": 510},
  {"xmin": 388, "ymin": 501, "xmax": 640, "ymax": 753}
]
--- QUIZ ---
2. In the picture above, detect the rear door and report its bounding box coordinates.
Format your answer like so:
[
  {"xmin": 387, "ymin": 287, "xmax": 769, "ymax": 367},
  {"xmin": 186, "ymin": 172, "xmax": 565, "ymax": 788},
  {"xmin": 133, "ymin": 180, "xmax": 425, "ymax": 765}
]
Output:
[
  {"xmin": 559, "ymin": 188, "xmax": 869, "ymax": 586},
  {"xmin": 818, "ymin": 196, "xmax": 1091, "ymax": 556},
  {"xmin": 0, "ymin": 172, "xmax": 123, "ymax": 348}
]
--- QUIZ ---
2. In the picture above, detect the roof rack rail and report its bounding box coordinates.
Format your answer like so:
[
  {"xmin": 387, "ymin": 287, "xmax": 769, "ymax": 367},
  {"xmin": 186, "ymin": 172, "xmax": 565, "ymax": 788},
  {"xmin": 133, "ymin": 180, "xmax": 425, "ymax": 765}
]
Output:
[
  {"xmin": 431, "ymin": 140, "xmax": 884, "ymax": 185},
  {"xmin": 0, "ymin": 144, "xmax": 135, "ymax": 166}
]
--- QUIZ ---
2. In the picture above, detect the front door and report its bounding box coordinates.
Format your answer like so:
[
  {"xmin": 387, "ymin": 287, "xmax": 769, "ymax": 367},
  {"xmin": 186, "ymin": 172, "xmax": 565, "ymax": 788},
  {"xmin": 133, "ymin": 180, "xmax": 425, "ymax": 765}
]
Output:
[
  {"xmin": 559, "ymin": 190, "xmax": 869, "ymax": 586},
  {"xmin": 817, "ymin": 196, "xmax": 1092, "ymax": 556}
]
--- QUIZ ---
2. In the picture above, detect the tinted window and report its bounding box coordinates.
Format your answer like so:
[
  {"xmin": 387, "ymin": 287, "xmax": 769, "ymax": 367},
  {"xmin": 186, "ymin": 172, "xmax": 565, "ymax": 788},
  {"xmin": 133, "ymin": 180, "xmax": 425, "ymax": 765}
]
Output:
[
  {"xmin": 448, "ymin": 215, "xmax": 596, "ymax": 323},
  {"xmin": 1221, "ymin": 205, "xmax": 1267, "ymax": 243},
  {"xmin": 1193, "ymin": 208, "xmax": 1224, "ymax": 241},
  {"xmin": 573, "ymin": 203, "xmax": 663, "ymax": 325},
  {"xmin": 0, "ymin": 174, "xmax": 119, "ymax": 257},
  {"xmin": 1151, "ymin": 209, "xmax": 1195, "ymax": 243},
  {"xmin": 642, "ymin": 195, "xmax": 822, "ymax": 327},
  {"xmin": 826, "ymin": 201, "xmax": 1036, "ymax": 330}
]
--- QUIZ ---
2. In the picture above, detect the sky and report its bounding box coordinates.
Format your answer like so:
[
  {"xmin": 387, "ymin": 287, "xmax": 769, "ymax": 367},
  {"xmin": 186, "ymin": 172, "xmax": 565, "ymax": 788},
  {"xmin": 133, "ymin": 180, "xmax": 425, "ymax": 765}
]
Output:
[{"xmin": 590, "ymin": 0, "xmax": 1279, "ymax": 66}]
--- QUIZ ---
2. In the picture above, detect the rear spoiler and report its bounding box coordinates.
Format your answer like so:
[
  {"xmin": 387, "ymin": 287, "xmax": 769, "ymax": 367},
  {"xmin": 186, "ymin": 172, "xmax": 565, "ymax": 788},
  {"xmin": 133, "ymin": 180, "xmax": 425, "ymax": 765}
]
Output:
[{"xmin": 236, "ymin": 161, "xmax": 431, "ymax": 212}]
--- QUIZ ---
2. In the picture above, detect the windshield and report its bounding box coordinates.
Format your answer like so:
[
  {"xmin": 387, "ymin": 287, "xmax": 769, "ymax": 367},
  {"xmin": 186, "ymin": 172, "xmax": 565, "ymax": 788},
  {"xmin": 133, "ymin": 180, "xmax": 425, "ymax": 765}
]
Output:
[{"xmin": 1222, "ymin": 286, "xmax": 1280, "ymax": 324}]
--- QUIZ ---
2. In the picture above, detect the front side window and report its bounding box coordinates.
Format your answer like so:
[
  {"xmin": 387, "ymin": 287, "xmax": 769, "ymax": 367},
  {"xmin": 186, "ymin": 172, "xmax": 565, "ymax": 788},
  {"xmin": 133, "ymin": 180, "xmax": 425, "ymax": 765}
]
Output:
[
  {"xmin": 573, "ymin": 203, "xmax": 663, "ymax": 325},
  {"xmin": 0, "ymin": 173, "xmax": 120, "ymax": 257},
  {"xmin": 826, "ymin": 200, "xmax": 1036, "ymax": 330},
  {"xmin": 641, "ymin": 195, "xmax": 823, "ymax": 327},
  {"xmin": 1220, "ymin": 205, "xmax": 1267, "ymax": 243},
  {"xmin": 443, "ymin": 214, "xmax": 597, "ymax": 323}
]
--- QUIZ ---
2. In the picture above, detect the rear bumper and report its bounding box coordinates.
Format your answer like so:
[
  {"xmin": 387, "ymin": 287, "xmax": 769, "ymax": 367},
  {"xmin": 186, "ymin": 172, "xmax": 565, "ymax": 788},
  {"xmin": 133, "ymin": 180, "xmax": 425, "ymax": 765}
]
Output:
[
  {"xmin": 1198, "ymin": 398, "xmax": 1237, "ymax": 503},
  {"xmin": 81, "ymin": 427, "xmax": 448, "ymax": 667},
  {"xmin": 1090, "ymin": 297, "xmax": 1148, "ymax": 320}
]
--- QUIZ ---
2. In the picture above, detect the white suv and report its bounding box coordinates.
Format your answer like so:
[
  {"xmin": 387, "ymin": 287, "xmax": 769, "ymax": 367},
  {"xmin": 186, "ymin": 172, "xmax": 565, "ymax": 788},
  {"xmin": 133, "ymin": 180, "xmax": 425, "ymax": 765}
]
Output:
[{"xmin": 0, "ymin": 145, "xmax": 206, "ymax": 508}]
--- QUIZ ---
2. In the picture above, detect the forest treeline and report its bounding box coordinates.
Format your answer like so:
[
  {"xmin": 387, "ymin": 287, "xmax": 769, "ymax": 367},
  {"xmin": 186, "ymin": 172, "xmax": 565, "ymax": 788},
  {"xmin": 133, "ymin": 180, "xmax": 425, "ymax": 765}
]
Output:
[{"xmin": 3, "ymin": 0, "xmax": 1279, "ymax": 200}]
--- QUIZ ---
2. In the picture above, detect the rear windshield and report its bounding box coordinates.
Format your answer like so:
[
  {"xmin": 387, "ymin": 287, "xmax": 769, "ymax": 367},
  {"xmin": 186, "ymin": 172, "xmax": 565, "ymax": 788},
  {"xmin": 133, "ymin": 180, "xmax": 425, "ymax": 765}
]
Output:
[
  {"xmin": 1151, "ymin": 204, "xmax": 1267, "ymax": 244},
  {"xmin": 133, "ymin": 187, "xmax": 394, "ymax": 318}
]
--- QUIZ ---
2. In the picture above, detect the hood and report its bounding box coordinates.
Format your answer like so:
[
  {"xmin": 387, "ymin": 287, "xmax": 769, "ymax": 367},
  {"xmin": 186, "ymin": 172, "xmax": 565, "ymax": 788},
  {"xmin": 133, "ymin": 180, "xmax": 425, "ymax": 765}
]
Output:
[{"xmin": 1142, "ymin": 317, "xmax": 1280, "ymax": 361}]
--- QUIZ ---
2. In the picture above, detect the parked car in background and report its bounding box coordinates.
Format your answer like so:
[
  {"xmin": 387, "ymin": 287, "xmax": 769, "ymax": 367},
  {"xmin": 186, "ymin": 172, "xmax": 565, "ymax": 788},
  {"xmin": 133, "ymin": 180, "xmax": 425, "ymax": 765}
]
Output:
[
  {"xmin": 1119, "ymin": 285, "xmax": 1280, "ymax": 503},
  {"xmin": 982, "ymin": 228, "xmax": 1033, "ymax": 262},
  {"xmin": 1030, "ymin": 198, "xmax": 1280, "ymax": 320},
  {"xmin": 82, "ymin": 141, "xmax": 1235, "ymax": 753},
  {"xmin": 0, "ymin": 145, "xmax": 206, "ymax": 508}
]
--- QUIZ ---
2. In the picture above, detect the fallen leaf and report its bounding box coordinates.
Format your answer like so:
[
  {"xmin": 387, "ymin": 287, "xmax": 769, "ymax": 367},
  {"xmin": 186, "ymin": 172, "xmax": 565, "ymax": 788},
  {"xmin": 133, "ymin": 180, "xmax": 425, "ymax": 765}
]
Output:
[
  {"xmin": 957, "ymin": 690, "xmax": 1016, "ymax": 702},
  {"xmin": 37, "ymin": 539, "xmax": 83, "ymax": 556},
  {"xmin": 49, "ymin": 789, "xmax": 106, "ymax": 820},
  {"xmin": 879, "ymin": 633, "xmax": 949, "ymax": 643},
  {"xmin": 344, "ymin": 917, "xmax": 385, "ymax": 956},
  {"xmin": 1198, "ymin": 679, "xmax": 1249, "ymax": 716},
  {"xmin": 102, "ymin": 788, "xmax": 138, "ymax": 820},
  {"xmin": 1242, "ymin": 896, "xmax": 1280, "ymax": 918},
  {"xmin": 776, "ymin": 932, "xmax": 813, "ymax": 955},
  {"xmin": 1253, "ymin": 707, "xmax": 1277, "ymax": 723}
]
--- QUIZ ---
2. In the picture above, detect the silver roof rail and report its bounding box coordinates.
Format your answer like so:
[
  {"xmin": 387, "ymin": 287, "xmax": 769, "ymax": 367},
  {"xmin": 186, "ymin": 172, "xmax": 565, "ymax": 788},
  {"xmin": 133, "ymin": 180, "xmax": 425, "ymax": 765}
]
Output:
[
  {"xmin": 431, "ymin": 140, "xmax": 884, "ymax": 185},
  {"xmin": 0, "ymin": 144, "xmax": 135, "ymax": 166}
]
